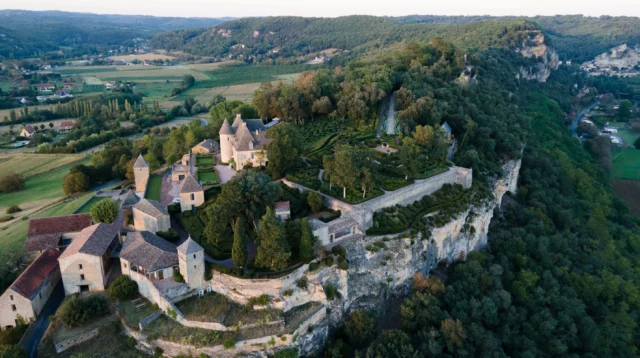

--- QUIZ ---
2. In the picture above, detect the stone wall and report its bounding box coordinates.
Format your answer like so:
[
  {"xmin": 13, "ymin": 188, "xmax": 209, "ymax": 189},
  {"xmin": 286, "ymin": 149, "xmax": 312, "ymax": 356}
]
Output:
[
  {"xmin": 54, "ymin": 328, "xmax": 100, "ymax": 353},
  {"xmin": 59, "ymin": 253, "xmax": 105, "ymax": 295}
]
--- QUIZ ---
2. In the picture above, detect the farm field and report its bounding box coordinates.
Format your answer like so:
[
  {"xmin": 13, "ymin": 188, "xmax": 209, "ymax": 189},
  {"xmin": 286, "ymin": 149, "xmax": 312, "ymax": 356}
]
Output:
[
  {"xmin": 56, "ymin": 66, "xmax": 118, "ymax": 75},
  {"xmin": 612, "ymin": 147, "xmax": 640, "ymax": 180},
  {"xmin": 134, "ymin": 80, "xmax": 182, "ymax": 103},
  {"xmin": 145, "ymin": 175, "xmax": 163, "ymax": 201},
  {"xmin": 0, "ymin": 104, "xmax": 55, "ymax": 120},
  {"xmin": 186, "ymin": 61, "xmax": 240, "ymax": 71},
  {"xmin": 91, "ymin": 67, "xmax": 210, "ymax": 81},
  {"xmin": 75, "ymin": 196, "xmax": 112, "ymax": 213},
  {"xmin": 0, "ymin": 153, "xmax": 85, "ymax": 178},
  {"xmin": 0, "ymin": 157, "xmax": 91, "ymax": 209},
  {"xmin": 204, "ymin": 64, "xmax": 309, "ymax": 88},
  {"xmin": 110, "ymin": 53, "xmax": 176, "ymax": 61},
  {"xmin": 611, "ymin": 179, "xmax": 640, "ymax": 217},
  {"xmin": 0, "ymin": 192, "xmax": 94, "ymax": 253}
]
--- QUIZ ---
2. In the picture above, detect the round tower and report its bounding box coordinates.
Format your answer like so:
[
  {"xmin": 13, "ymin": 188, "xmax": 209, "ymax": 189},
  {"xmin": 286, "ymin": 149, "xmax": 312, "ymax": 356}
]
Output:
[{"xmin": 219, "ymin": 119, "xmax": 234, "ymax": 163}]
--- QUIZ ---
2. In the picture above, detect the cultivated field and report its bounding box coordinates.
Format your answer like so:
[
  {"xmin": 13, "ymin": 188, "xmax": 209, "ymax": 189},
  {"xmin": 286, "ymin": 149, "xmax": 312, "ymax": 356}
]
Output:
[
  {"xmin": 611, "ymin": 179, "xmax": 640, "ymax": 217},
  {"xmin": 0, "ymin": 104, "xmax": 55, "ymax": 120},
  {"xmin": 186, "ymin": 60, "xmax": 241, "ymax": 71},
  {"xmin": 91, "ymin": 66, "xmax": 210, "ymax": 81},
  {"xmin": 110, "ymin": 53, "xmax": 176, "ymax": 61},
  {"xmin": 0, "ymin": 153, "xmax": 85, "ymax": 178},
  {"xmin": 612, "ymin": 147, "xmax": 640, "ymax": 180}
]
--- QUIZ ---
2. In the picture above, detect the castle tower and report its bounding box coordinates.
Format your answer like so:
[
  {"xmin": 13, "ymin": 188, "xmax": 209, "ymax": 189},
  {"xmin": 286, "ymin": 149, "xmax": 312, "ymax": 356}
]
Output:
[
  {"xmin": 177, "ymin": 236, "xmax": 205, "ymax": 289},
  {"xmin": 133, "ymin": 154, "xmax": 149, "ymax": 194},
  {"xmin": 219, "ymin": 119, "xmax": 234, "ymax": 163}
]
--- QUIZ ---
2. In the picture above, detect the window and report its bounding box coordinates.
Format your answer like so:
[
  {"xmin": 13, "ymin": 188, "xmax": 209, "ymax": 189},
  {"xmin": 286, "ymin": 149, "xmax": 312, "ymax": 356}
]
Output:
[
  {"xmin": 193, "ymin": 254, "xmax": 196, "ymax": 259},
  {"xmin": 80, "ymin": 274, "xmax": 85, "ymax": 281},
  {"xmin": 78, "ymin": 264, "xmax": 83, "ymax": 270},
  {"xmin": 9, "ymin": 295, "xmax": 13, "ymax": 301},
  {"xmin": 194, "ymin": 265, "xmax": 196, "ymax": 269},
  {"xmin": 124, "ymin": 263, "xmax": 127, "ymax": 268},
  {"xmin": 190, "ymin": 193, "xmax": 194, "ymax": 200},
  {"xmin": 11, "ymin": 305, "xmax": 16, "ymax": 311}
]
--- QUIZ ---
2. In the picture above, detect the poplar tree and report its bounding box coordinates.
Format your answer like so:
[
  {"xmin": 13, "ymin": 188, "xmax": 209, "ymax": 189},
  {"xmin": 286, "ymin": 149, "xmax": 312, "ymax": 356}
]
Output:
[{"xmin": 232, "ymin": 217, "xmax": 248, "ymax": 269}]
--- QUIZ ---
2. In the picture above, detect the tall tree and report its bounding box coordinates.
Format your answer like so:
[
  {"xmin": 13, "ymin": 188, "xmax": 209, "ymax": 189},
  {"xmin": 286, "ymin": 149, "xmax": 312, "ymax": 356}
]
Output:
[
  {"xmin": 232, "ymin": 217, "xmax": 248, "ymax": 269},
  {"xmin": 90, "ymin": 198, "xmax": 119, "ymax": 224},
  {"xmin": 299, "ymin": 218, "xmax": 315, "ymax": 263},
  {"xmin": 216, "ymin": 171, "xmax": 282, "ymax": 226},
  {"xmin": 255, "ymin": 207, "xmax": 290, "ymax": 271},
  {"xmin": 265, "ymin": 123, "xmax": 303, "ymax": 179}
]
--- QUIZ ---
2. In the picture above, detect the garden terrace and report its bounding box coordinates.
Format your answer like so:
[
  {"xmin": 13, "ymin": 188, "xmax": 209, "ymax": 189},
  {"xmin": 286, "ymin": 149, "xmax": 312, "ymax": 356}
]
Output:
[
  {"xmin": 195, "ymin": 155, "xmax": 216, "ymax": 166},
  {"xmin": 196, "ymin": 167, "xmax": 219, "ymax": 185},
  {"xmin": 145, "ymin": 315, "xmax": 230, "ymax": 348},
  {"xmin": 144, "ymin": 175, "xmax": 163, "ymax": 201}
]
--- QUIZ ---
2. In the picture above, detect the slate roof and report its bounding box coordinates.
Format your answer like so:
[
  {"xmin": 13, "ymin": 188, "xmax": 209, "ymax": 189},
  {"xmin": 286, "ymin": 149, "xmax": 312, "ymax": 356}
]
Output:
[
  {"xmin": 11, "ymin": 249, "xmax": 61, "ymax": 299},
  {"xmin": 120, "ymin": 231, "xmax": 178, "ymax": 272},
  {"xmin": 177, "ymin": 236, "xmax": 204, "ymax": 255},
  {"xmin": 59, "ymin": 223, "xmax": 120, "ymax": 259},
  {"xmin": 179, "ymin": 174, "xmax": 203, "ymax": 194},
  {"xmin": 133, "ymin": 154, "xmax": 149, "ymax": 168},
  {"xmin": 133, "ymin": 199, "xmax": 168, "ymax": 218},
  {"xmin": 122, "ymin": 189, "xmax": 140, "ymax": 207},
  {"xmin": 308, "ymin": 218, "xmax": 328, "ymax": 231},
  {"xmin": 22, "ymin": 234, "xmax": 62, "ymax": 252},
  {"xmin": 27, "ymin": 213, "xmax": 92, "ymax": 237},
  {"xmin": 232, "ymin": 123, "xmax": 272, "ymax": 151}
]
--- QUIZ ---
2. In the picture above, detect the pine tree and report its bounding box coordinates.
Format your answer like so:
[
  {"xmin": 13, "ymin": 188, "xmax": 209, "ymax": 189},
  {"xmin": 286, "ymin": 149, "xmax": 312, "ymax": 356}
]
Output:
[
  {"xmin": 255, "ymin": 207, "xmax": 291, "ymax": 271},
  {"xmin": 299, "ymin": 218, "xmax": 315, "ymax": 263},
  {"xmin": 232, "ymin": 217, "xmax": 248, "ymax": 269}
]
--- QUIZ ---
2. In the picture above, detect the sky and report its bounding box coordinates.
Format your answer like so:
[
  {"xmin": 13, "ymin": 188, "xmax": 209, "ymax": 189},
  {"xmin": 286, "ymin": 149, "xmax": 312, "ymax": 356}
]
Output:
[{"xmin": 4, "ymin": 0, "xmax": 640, "ymax": 18}]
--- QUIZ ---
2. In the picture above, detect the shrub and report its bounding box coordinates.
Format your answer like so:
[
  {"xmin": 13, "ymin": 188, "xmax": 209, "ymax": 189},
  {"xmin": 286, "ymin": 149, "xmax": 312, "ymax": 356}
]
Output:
[
  {"xmin": 308, "ymin": 262, "xmax": 320, "ymax": 272},
  {"xmin": 108, "ymin": 275, "xmax": 138, "ymax": 300},
  {"xmin": 307, "ymin": 191, "xmax": 324, "ymax": 212},
  {"xmin": 338, "ymin": 258, "xmax": 349, "ymax": 270},
  {"xmin": 173, "ymin": 271, "xmax": 184, "ymax": 283},
  {"xmin": 5, "ymin": 206, "xmax": 21, "ymax": 214},
  {"xmin": 282, "ymin": 289, "xmax": 293, "ymax": 296},
  {"xmin": 324, "ymin": 283, "xmax": 338, "ymax": 300},
  {"xmin": 268, "ymin": 337, "xmax": 276, "ymax": 346},
  {"xmin": 325, "ymin": 257, "xmax": 334, "ymax": 267},
  {"xmin": 90, "ymin": 198, "xmax": 119, "ymax": 224},
  {"xmin": 274, "ymin": 348, "xmax": 298, "ymax": 358},
  {"xmin": 0, "ymin": 173, "xmax": 25, "ymax": 193},
  {"xmin": 0, "ymin": 216, "xmax": 14, "ymax": 223},
  {"xmin": 345, "ymin": 310, "xmax": 376, "ymax": 347},
  {"xmin": 58, "ymin": 294, "xmax": 109, "ymax": 327},
  {"xmin": 166, "ymin": 309, "xmax": 177, "ymax": 319},
  {"xmin": 153, "ymin": 347, "xmax": 164, "ymax": 358},
  {"xmin": 331, "ymin": 245, "xmax": 346, "ymax": 258},
  {"xmin": 63, "ymin": 171, "xmax": 89, "ymax": 195},
  {"xmin": 156, "ymin": 229, "xmax": 179, "ymax": 242},
  {"xmin": 223, "ymin": 338, "xmax": 235, "ymax": 349},
  {"xmin": 297, "ymin": 276, "xmax": 308, "ymax": 289},
  {"xmin": 247, "ymin": 294, "xmax": 270, "ymax": 307}
]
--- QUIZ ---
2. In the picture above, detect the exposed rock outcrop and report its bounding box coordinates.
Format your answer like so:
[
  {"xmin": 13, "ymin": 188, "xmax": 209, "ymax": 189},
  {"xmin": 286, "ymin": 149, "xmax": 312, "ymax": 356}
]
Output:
[{"xmin": 516, "ymin": 32, "xmax": 559, "ymax": 82}]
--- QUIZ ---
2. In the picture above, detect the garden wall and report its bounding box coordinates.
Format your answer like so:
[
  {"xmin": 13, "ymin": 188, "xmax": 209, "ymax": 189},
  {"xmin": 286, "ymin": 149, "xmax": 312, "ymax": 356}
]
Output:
[{"xmin": 54, "ymin": 328, "xmax": 100, "ymax": 353}]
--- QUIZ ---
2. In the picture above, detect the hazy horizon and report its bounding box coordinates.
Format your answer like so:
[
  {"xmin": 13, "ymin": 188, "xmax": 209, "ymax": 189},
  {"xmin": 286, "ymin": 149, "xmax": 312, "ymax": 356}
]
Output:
[{"xmin": 1, "ymin": 0, "xmax": 639, "ymax": 19}]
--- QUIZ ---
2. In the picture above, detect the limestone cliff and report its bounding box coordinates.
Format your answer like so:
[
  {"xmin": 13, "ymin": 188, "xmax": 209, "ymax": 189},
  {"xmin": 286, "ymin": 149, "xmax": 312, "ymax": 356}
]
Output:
[
  {"xmin": 516, "ymin": 31, "xmax": 559, "ymax": 82},
  {"xmin": 288, "ymin": 159, "xmax": 522, "ymax": 356}
]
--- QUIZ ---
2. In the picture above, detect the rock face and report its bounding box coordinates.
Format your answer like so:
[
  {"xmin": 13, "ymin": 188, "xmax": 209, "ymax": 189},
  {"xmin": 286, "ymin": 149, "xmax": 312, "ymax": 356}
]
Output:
[
  {"xmin": 581, "ymin": 43, "xmax": 640, "ymax": 77},
  {"xmin": 516, "ymin": 32, "xmax": 559, "ymax": 82},
  {"xmin": 293, "ymin": 159, "xmax": 521, "ymax": 356}
]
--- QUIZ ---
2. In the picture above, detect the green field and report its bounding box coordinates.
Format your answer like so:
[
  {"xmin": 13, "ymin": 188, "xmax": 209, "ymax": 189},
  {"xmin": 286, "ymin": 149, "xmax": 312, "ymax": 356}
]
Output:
[
  {"xmin": 0, "ymin": 154, "xmax": 86, "ymax": 178},
  {"xmin": 75, "ymin": 196, "xmax": 119, "ymax": 214},
  {"xmin": 0, "ymin": 157, "xmax": 91, "ymax": 209},
  {"xmin": 197, "ymin": 170, "xmax": 218, "ymax": 184},
  {"xmin": 607, "ymin": 122, "xmax": 640, "ymax": 147},
  {"xmin": 612, "ymin": 147, "xmax": 640, "ymax": 180},
  {"xmin": 0, "ymin": 192, "xmax": 94, "ymax": 253},
  {"xmin": 134, "ymin": 81, "xmax": 181, "ymax": 103},
  {"xmin": 195, "ymin": 156, "xmax": 215, "ymax": 165},
  {"xmin": 145, "ymin": 175, "xmax": 163, "ymax": 201},
  {"xmin": 57, "ymin": 67, "xmax": 118, "ymax": 75},
  {"xmin": 205, "ymin": 64, "xmax": 314, "ymax": 88}
]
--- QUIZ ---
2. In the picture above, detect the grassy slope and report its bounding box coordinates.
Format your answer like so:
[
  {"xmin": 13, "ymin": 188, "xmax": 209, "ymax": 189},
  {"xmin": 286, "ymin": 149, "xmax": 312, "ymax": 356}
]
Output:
[{"xmin": 612, "ymin": 147, "xmax": 640, "ymax": 180}]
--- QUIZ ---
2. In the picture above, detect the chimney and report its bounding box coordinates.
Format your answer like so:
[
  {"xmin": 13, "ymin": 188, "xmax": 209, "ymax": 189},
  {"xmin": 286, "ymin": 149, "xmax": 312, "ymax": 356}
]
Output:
[
  {"xmin": 255, "ymin": 130, "xmax": 259, "ymax": 135},
  {"xmin": 235, "ymin": 113, "xmax": 242, "ymax": 121}
]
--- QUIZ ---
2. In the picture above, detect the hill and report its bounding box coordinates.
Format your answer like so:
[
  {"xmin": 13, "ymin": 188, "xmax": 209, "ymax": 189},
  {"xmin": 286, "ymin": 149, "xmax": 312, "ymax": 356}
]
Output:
[
  {"xmin": 0, "ymin": 10, "xmax": 233, "ymax": 59},
  {"xmin": 392, "ymin": 14, "xmax": 640, "ymax": 62},
  {"xmin": 149, "ymin": 16, "xmax": 541, "ymax": 62}
]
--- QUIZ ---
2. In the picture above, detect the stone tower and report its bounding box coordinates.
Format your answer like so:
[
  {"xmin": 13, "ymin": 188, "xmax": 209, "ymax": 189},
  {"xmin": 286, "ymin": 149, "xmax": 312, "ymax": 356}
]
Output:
[
  {"xmin": 177, "ymin": 236, "xmax": 205, "ymax": 289},
  {"xmin": 219, "ymin": 118, "xmax": 234, "ymax": 163},
  {"xmin": 133, "ymin": 154, "xmax": 149, "ymax": 194}
]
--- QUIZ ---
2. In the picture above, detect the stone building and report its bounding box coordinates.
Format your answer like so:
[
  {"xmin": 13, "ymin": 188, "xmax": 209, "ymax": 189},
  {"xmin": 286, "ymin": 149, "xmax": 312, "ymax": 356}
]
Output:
[
  {"xmin": 178, "ymin": 174, "xmax": 204, "ymax": 212},
  {"xmin": 308, "ymin": 217, "xmax": 362, "ymax": 246},
  {"xmin": 191, "ymin": 139, "xmax": 219, "ymax": 154},
  {"xmin": 132, "ymin": 199, "xmax": 170, "ymax": 233},
  {"xmin": 171, "ymin": 155, "xmax": 190, "ymax": 182},
  {"xmin": 133, "ymin": 154, "xmax": 150, "ymax": 194},
  {"xmin": 177, "ymin": 237, "xmax": 205, "ymax": 289},
  {"xmin": 274, "ymin": 201, "xmax": 291, "ymax": 222},
  {"xmin": 58, "ymin": 223, "xmax": 121, "ymax": 295},
  {"xmin": 219, "ymin": 114, "xmax": 271, "ymax": 169},
  {"xmin": 119, "ymin": 231, "xmax": 179, "ymax": 283},
  {"xmin": 0, "ymin": 249, "xmax": 61, "ymax": 329},
  {"xmin": 22, "ymin": 213, "xmax": 93, "ymax": 255}
]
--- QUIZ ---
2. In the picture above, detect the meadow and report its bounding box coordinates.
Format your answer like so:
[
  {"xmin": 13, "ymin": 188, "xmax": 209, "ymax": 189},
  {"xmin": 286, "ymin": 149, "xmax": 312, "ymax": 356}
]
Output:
[
  {"xmin": 611, "ymin": 179, "xmax": 640, "ymax": 217},
  {"xmin": 612, "ymin": 147, "xmax": 640, "ymax": 180},
  {"xmin": 607, "ymin": 122, "xmax": 639, "ymax": 147},
  {"xmin": 110, "ymin": 53, "xmax": 176, "ymax": 61},
  {"xmin": 204, "ymin": 64, "xmax": 312, "ymax": 87},
  {"xmin": 0, "ymin": 154, "xmax": 85, "ymax": 178}
]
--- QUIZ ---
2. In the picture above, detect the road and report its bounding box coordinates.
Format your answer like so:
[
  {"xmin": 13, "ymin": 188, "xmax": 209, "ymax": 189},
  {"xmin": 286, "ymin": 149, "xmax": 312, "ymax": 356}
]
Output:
[
  {"xmin": 572, "ymin": 101, "xmax": 599, "ymax": 138},
  {"xmin": 22, "ymin": 283, "xmax": 65, "ymax": 358}
]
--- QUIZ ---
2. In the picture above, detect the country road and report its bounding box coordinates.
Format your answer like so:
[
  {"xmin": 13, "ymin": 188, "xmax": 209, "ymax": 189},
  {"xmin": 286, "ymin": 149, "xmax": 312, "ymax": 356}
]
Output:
[{"xmin": 572, "ymin": 101, "xmax": 599, "ymax": 138}]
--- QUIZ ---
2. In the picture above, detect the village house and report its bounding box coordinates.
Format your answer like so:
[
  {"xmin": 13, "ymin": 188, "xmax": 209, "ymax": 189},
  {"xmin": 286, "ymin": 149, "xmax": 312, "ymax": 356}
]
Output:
[
  {"xmin": 58, "ymin": 222, "xmax": 121, "ymax": 295},
  {"xmin": 63, "ymin": 82, "xmax": 75, "ymax": 90},
  {"xmin": 23, "ymin": 213, "xmax": 93, "ymax": 255},
  {"xmin": 132, "ymin": 199, "xmax": 170, "ymax": 233},
  {"xmin": 55, "ymin": 89, "xmax": 72, "ymax": 98},
  {"xmin": 309, "ymin": 217, "xmax": 363, "ymax": 246},
  {"xmin": 35, "ymin": 83, "xmax": 55, "ymax": 92},
  {"xmin": 274, "ymin": 201, "xmax": 291, "ymax": 222},
  {"xmin": 0, "ymin": 249, "xmax": 61, "ymax": 330},
  {"xmin": 178, "ymin": 175, "xmax": 204, "ymax": 212},
  {"xmin": 57, "ymin": 120, "xmax": 75, "ymax": 133},
  {"xmin": 20, "ymin": 125, "xmax": 36, "ymax": 139},
  {"xmin": 191, "ymin": 139, "xmax": 219, "ymax": 154},
  {"xmin": 171, "ymin": 154, "xmax": 191, "ymax": 182},
  {"xmin": 133, "ymin": 154, "xmax": 150, "ymax": 195},
  {"xmin": 219, "ymin": 114, "xmax": 272, "ymax": 169},
  {"xmin": 119, "ymin": 231, "xmax": 179, "ymax": 283}
]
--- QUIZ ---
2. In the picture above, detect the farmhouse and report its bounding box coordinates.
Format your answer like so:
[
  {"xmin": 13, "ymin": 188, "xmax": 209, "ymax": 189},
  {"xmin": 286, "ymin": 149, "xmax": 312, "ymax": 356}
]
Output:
[
  {"xmin": 191, "ymin": 139, "xmax": 219, "ymax": 154},
  {"xmin": 132, "ymin": 199, "xmax": 170, "ymax": 233},
  {"xmin": 58, "ymin": 222, "xmax": 121, "ymax": 295},
  {"xmin": 35, "ymin": 83, "xmax": 55, "ymax": 92},
  {"xmin": 57, "ymin": 120, "xmax": 75, "ymax": 133},
  {"xmin": 219, "ymin": 114, "xmax": 272, "ymax": 169},
  {"xmin": 23, "ymin": 213, "xmax": 93, "ymax": 254},
  {"xmin": 119, "ymin": 231, "xmax": 178, "ymax": 283},
  {"xmin": 178, "ymin": 174, "xmax": 204, "ymax": 212},
  {"xmin": 20, "ymin": 124, "xmax": 36, "ymax": 139},
  {"xmin": 0, "ymin": 249, "xmax": 61, "ymax": 330}
]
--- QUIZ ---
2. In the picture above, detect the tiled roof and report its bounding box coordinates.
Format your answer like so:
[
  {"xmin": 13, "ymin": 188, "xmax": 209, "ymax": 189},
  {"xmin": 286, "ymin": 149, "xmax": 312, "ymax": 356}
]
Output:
[
  {"xmin": 219, "ymin": 119, "xmax": 233, "ymax": 135},
  {"xmin": 231, "ymin": 114, "xmax": 244, "ymax": 130},
  {"xmin": 179, "ymin": 175, "xmax": 203, "ymax": 194},
  {"xmin": 177, "ymin": 236, "xmax": 203, "ymax": 255},
  {"xmin": 11, "ymin": 249, "xmax": 61, "ymax": 299},
  {"xmin": 328, "ymin": 217, "xmax": 359, "ymax": 233},
  {"xmin": 133, "ymin": 154, "xmax": 149, "ymax": 168},
  {"xmin": 308, "ymin": 218, "xmax": 327, "ymax": 231},
  {"xmin": 274, "ymin": 201, "xmax": 290, "ymax": 211},
  {"xmin": 23, "ymin": 125, "xmax": 35, "ymax": 134},
  {"xmin": 59, "ymin": 120, "xmax": 74, "ymax": 127},
  {"xmin": 59, "ymin": 222, "xmax": 119, "ymax": 259},
  {"xmin": 120, "ymin": 231, "xmax": 178, "ymax": 272},
  {"xmin": 28, "ymin": 213, "xmax": 92, "ymax": 237},
  {"xmin": 122, "ymin": 189, "xmax": 140, "ymax": 206},
  {"xmin": 133, "ymin": 199, "xmax": 168, "ymax": 218},
  {"xmin": 22, "ymin": 233, "xmax": 62, "ymax": 252},
  {"xmin": 194, "ymin": 139, "xmax": 218, "ymax": 151}
]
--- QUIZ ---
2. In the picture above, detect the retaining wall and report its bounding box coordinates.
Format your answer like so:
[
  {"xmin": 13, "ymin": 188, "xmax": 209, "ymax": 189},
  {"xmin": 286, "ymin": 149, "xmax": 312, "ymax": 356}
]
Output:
[{"xmin": 54, "ymin": 328, "xmax": 100, "ymax": 353}]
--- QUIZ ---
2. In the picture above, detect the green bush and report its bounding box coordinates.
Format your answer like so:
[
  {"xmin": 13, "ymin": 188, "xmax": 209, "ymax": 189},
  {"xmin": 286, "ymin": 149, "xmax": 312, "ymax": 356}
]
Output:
[
  {"xmin": 247, "ymin": 294, "xmax": 270, "ymax": 307},
  {"xmin": 308, "ymin": 262, "xmax": 320, "ymax": 272},
  {"xmin": 0, "ymin": 215, "xmax": 14, "ymax": 223},
  {"xmin": 325, "ymin": 257, "xmax": 334, "ymax": 267},
  {"xmin": 338, "ymin": 258, "xmax": 349, "ymax": 270},
  {"xmin": 283, "ymin": 289, "xmax": 293, "ymax": 296},
  {"xmin": 325, "ymin": 283, "xmax": 338, "ymax": 300},
  {"xmin": 166, "ymin": 309, "xmax": 177, "ymax": 319},
  {"xmin": 5, "ymin": 205, "xmax": 21, "ymax": 214},
  {"xmin": 174, "ymin": 271, "xmax": 184, "ymax": 283},
  {"xmin": 108, "ymin": 276, "xmax": 138, "ymax": 300},
  {"xmin": 297, "ymin": 276, "xmax": 308, "ymax": 289},
  {"xmin": 331, "ymin": 245, "xmax": 346, "ymax": 258},
  {"xmin": 58, "ymin": 294, "xmax": 110, "ymax": 327},
  {"xmin": 156, "ymin": 229, "xmax": 179, "ymax": 242},
  {"xmin": 223, "ymin": 338, "xmax": 235, "ymax": 349}
]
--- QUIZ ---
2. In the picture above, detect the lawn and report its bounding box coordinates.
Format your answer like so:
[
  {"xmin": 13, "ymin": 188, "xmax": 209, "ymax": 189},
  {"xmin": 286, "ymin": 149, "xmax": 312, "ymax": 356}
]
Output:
[
  {"xmin": 0, "ymin": 154, "xmax": 86, "ymax": 178},
  {"xmin": 204, "ymin": 64, "xmax": 312, "ymax": 87},
  {"xmin": 118, "ymin": 297, "xmax": 157, "ymax": 326},
  {"xmin": 195, "ymin": 155, "xmax": 215, "ymax": 165},
  {"xmin": 0, "ymin": 157, "xmax": 91, "ymax": 209},
  {"xmin": 175, "ymin": 291, "xmax": 283, "ymax": 326},
  {"xmin": 612, "ymin": 147, "xmax": 640, "ymax": 180},
  {"xmin": 607, "ymin": 122, "xmax": 640, "ymax": 147},
  {"xmin": 134, "ymin": 80, "xmax": 181, "ymax": 103},
  {"xmin": 144, "ymin": 315, "xmax": 230, "ymax": 348},
  {"xmin": 0, "ymin": 192, "xmax": 95, "ymax": 254},
  {"xmin": 75, "ymin": 196, "xmax": 120, "ymax": 214},
  {"xmin": 144, "ymin": 175, "xmax": 163, "ymax": 201},
  {"xmin": 611, "ymin": 179, "xmax": 640, "ymax": 217},
  {"xmin": 197, "ymin": 170, "xmax": 218, "ymax": 185}
]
